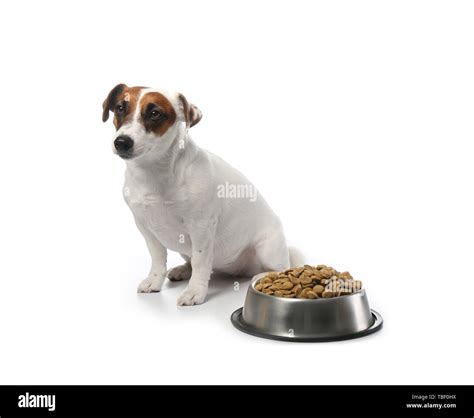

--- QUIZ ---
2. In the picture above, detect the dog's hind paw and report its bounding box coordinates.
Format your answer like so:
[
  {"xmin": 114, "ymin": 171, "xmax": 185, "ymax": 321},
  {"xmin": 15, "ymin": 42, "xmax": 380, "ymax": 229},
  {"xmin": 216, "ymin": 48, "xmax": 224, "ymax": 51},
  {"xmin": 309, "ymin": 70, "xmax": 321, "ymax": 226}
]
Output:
[
  {"xmin": 137, "ymin": 276, "xmax": 164, "ymax": 293},
  {"xmin": 167, "ymin": 263, "xmax": 192, "ymax": 281},
  {"xmin": 177, "ymin": 283, "xmax": 208, "ymax": 306}
]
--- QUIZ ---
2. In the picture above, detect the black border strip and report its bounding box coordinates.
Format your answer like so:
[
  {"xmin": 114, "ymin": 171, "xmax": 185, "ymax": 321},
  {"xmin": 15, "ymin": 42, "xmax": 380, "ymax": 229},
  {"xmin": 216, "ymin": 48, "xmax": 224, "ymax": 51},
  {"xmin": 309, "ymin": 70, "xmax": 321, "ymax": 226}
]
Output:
[{"xmin": 0, "ymin": 385, "xmax": 472, "ymax": 417}]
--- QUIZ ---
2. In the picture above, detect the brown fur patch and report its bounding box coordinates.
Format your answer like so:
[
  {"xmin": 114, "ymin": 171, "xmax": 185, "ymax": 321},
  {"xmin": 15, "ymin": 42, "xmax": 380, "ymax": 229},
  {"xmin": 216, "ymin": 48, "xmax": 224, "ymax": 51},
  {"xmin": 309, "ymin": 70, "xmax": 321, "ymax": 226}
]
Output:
[
  {"xmin": 139, "ymin": 92, "xmax": 177, "ymax": 136},
  {"xmin": 102, "ymin": 84, "xmax": 146, "ymax": 130},
  {"xmin": 113, "ymin": 86, "xmax": 144, "ymax": 130}
]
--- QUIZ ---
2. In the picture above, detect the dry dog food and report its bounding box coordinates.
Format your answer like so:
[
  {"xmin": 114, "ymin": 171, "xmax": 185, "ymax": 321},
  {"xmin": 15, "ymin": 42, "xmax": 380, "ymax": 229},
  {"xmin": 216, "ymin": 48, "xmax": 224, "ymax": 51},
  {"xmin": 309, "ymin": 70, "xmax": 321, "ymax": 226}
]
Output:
[{"xmin": 254, "ymin": 265, "xmax": 362, "ymax": 299}]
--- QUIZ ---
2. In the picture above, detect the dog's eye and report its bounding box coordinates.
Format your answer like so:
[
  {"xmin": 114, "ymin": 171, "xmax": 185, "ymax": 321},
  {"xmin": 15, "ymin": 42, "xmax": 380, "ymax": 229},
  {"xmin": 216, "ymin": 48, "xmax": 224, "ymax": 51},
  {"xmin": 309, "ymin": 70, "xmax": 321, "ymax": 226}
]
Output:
[
  {"xmin": 115, "ymin": 104, "xmax": 125, "ymax": 116},
  {"xmin": 150, "ymin": 109, "xmax": 162, "ymax": 121}
]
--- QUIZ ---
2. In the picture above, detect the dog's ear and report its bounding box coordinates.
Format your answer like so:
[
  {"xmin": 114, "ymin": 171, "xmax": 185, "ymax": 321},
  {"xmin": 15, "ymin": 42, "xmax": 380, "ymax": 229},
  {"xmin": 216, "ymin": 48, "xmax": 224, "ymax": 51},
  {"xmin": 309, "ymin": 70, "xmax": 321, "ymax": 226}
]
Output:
[
  {"xmin": 102, "ymin": 83, "xmax": 127, "ymax": 122},
  {"xmin": 177, "ymin": 93, "xmax": 202, "ymax": 128}
]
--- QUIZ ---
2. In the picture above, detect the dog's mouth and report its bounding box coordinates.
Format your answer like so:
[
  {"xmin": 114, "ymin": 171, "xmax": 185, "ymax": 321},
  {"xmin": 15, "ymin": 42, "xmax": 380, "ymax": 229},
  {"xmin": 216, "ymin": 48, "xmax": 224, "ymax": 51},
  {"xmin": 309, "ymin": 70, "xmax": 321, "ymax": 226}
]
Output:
[
  {"xmin": 115, "ymin": 146, "xmax": 149, "ymax": 161},
  {"xmin": 116, "ymin": 151, "xmax": 134, "ymax": 160}
]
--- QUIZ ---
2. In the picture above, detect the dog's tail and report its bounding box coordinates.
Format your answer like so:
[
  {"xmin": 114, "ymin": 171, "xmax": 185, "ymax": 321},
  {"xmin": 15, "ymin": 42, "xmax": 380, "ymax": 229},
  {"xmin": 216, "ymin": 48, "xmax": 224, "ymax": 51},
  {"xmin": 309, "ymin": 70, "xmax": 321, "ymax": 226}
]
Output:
[{"xmin": 288, "ymin": 246, "xmax": 306, "ymax": 268}]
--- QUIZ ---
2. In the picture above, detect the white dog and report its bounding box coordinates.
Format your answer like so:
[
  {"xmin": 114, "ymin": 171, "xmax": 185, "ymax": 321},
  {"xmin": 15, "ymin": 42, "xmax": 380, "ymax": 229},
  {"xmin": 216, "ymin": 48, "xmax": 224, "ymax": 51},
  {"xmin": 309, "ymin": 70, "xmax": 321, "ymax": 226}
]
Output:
[{"xmin": 102, "ymin": 84, "xmax": 303, "ymax": 305}]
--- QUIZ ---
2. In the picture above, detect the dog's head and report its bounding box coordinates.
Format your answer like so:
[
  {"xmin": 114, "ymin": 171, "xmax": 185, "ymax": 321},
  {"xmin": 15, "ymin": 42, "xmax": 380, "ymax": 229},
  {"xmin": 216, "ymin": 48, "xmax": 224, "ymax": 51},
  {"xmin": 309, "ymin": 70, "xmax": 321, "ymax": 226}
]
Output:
[{"xmin": 102, "ymin": 84, "xmax": 202, "ymax": 160}]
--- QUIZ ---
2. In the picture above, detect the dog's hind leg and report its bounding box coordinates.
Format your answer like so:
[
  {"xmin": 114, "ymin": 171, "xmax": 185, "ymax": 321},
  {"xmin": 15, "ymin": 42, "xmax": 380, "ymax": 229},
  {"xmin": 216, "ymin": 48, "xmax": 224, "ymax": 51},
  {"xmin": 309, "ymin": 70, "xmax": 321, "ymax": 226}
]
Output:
[
  {"xmin": 253, "ymin": 229, "xmax": 290, "ymax": 273},
  {"xmin": 167, "ymin": 254, "xmax": 192, "ymax": 281}
]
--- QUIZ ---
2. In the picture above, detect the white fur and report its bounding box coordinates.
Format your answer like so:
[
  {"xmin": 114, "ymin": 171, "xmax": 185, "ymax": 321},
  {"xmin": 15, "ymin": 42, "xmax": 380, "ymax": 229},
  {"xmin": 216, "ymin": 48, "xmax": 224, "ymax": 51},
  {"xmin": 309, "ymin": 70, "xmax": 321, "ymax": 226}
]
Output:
[{"xmin": 111, "ymin": 88, "xmax": 300, "ymax": 306}]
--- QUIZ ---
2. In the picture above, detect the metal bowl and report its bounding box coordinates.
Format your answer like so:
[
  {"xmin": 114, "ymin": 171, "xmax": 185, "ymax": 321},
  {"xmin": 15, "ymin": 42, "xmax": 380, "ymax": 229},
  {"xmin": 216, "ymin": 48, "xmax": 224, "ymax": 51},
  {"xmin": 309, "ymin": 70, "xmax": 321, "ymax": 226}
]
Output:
[{"xmin": 231, "ymin": 272, "xmax": 383, "ymax": 342}]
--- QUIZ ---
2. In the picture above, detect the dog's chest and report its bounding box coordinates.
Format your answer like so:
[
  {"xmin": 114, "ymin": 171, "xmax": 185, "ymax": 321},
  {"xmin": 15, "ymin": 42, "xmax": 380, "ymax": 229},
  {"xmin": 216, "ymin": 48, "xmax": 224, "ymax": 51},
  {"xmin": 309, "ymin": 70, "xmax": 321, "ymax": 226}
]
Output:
[{"xmin": 124, "ymin": 184, "xmax": 189, "ymax": 252}]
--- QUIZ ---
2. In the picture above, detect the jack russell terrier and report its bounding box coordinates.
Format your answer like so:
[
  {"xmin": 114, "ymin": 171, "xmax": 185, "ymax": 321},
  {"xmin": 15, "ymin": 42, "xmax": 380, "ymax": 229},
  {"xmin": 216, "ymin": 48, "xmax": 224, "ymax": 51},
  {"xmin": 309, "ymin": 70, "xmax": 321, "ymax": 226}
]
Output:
[{"xmin": 102, "ymin": 84, "xmax": 303, "ymax": 305}]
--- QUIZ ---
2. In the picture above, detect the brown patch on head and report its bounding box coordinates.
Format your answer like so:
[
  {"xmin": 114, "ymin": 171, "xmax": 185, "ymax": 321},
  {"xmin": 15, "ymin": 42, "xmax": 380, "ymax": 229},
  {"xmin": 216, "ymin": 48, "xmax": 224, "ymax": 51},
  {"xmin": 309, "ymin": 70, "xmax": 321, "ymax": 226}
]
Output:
[
  {"xmin": 139, "ymin": 92, "xmax": 177, "ymax": 136},
  {"xmin": 102, "ymin": 84, "xmax": 145, "ymax": 130}
]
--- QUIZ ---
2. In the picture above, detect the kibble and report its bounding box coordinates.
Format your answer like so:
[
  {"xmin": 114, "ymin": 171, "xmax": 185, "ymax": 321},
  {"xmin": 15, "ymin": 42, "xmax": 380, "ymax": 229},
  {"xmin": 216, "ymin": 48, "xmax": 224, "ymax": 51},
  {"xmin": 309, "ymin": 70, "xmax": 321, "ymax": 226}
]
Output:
[{"xmin": 254, "ymin": 264, "xmax": 363, "ymax": 299}]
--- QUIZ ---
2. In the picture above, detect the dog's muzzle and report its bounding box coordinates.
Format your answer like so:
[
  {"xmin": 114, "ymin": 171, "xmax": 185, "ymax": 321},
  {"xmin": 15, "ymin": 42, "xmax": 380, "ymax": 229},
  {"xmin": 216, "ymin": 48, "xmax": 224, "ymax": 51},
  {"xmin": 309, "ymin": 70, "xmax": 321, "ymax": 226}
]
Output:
[{"xmin": 114, "ymin": 135, "xmax": 134, "ymax": 158}]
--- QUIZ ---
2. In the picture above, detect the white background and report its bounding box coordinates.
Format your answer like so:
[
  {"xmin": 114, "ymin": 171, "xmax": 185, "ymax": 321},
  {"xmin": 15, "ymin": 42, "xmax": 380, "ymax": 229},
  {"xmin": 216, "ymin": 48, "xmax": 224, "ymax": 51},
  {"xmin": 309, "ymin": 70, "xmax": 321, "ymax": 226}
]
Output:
[{"xmin": 0, "ymin": 0, "xmax": 473, "ymax": 384}]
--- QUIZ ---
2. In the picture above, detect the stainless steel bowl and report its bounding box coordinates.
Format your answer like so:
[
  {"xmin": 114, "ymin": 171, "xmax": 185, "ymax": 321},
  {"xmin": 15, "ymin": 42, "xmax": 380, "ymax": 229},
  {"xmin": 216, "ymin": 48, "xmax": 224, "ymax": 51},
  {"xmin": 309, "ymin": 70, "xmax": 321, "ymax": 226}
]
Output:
[{"xmin": 231, "ymin": 272, "xmax": 383, "ymax": 342}]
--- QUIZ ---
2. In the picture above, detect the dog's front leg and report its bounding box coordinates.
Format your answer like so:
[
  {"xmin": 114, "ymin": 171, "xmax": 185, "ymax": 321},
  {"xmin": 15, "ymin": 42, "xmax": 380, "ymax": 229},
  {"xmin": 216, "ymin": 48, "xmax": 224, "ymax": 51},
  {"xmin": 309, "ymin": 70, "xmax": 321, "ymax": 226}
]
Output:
[
  {"xmin": 177, "ymin": 220, "xmax": 216, "ymax": 306},
  {"xmin": 135, "ymin": 219, "xmax": 168, "ymax": 293}
]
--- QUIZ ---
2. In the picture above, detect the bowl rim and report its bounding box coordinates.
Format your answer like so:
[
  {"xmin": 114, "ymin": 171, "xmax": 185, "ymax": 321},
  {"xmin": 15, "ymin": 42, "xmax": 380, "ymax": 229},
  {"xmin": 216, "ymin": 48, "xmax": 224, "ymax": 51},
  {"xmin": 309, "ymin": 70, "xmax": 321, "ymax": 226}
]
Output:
[
  {"xmin": 231, "ymin": 307, "xmax": 383, "ymax": 342},
  {"xmin": 249, "ymin": 271, "xmax": 364, "ymax": 302}
]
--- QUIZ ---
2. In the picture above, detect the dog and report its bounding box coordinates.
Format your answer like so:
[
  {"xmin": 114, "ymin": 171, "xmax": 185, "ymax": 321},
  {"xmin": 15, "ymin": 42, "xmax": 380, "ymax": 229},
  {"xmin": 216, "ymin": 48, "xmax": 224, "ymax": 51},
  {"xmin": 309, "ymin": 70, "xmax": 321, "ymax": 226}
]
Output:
[{"xmin": 102, "ymin": 84, "xmax": 303, "ymax": 305}]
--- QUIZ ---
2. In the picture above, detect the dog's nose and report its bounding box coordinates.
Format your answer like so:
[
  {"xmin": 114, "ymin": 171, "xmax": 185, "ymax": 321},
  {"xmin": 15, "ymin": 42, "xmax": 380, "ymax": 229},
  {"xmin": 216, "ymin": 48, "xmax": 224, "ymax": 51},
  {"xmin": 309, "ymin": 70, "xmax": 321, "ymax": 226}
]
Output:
[{"xmin": 114, "ymin": 135, "xmax": 134, "ymax": 153}]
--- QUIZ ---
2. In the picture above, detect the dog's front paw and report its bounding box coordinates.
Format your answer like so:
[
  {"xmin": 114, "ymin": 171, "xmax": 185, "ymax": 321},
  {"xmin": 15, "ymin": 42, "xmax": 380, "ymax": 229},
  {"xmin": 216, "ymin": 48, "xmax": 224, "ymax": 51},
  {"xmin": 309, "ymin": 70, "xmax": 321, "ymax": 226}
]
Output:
[
  {"xmin": 177, "ymin": 283, "xmax": 208, "ymax": 306},
  {"xmin": 137, "ymin": 275, "xmax": 164, "ymax": 293},
  {"xmin": 168, "ymin": 263, "xmax": 192, "ymax": 281}
]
